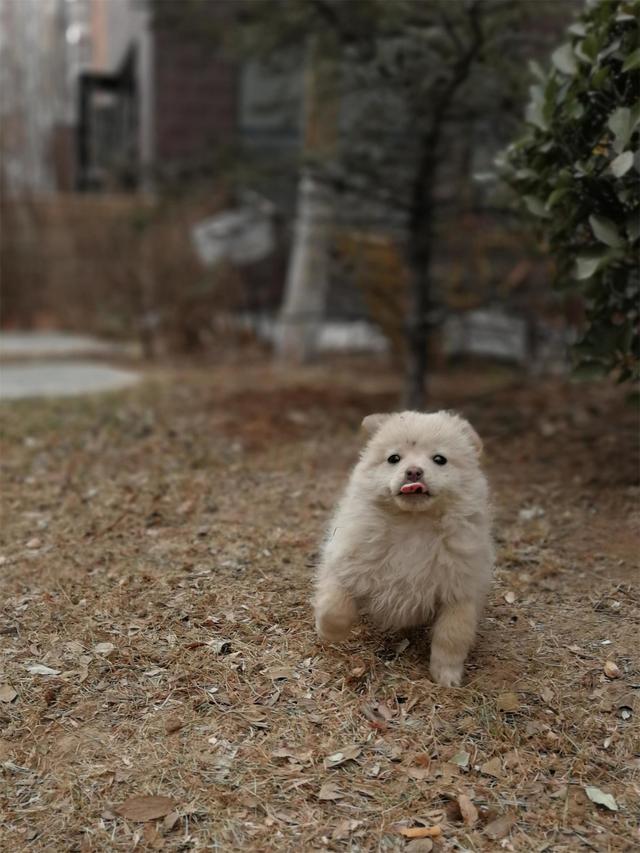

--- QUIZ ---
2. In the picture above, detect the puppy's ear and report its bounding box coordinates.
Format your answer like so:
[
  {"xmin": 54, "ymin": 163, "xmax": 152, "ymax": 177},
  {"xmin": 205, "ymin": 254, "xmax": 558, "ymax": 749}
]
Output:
[
  {"xmin": 462, "ymin": 421, "xmax": 483, "ymax": 456},
  {"xmin": 361, "ymin": 413, "xmax": 390, "ymax": 436},
  {"xmin": 446, "ymin": 411, "xmax": 483, "ymax": 456}
]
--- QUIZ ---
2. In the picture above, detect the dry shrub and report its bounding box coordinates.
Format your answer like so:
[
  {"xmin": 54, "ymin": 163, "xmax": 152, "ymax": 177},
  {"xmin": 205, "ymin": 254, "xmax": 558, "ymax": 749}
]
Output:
[
  {"xmin": 1, "ymin": 192, "xmax": 149, "ymax": 337},
  {"xmin": 0, "ymin": 187, "xmax": 256, "ymax": 354},
  {"xmin": 335, "ymin": 218, "xmax": 569, "ymax": 373},
  {"xmin": 0, "ymin": 190, "xmax": 54, "ymax": 328},
  {"xmin": 136, "ymin": 190, "xmax": 250, "ymax": 355},
  {"xmin": 435, "ymin": 212, "xmax": 554, "ymax": 313},
  {"xmin": 335, "ymin": 231, "xmax": 408, "ymax": 363}
]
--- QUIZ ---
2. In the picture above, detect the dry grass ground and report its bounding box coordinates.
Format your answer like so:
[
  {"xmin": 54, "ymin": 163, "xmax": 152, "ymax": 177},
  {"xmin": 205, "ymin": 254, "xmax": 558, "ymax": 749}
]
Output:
[{"xmin": 1, "ymin": 357, "xmax": 638, "ymax": 852}]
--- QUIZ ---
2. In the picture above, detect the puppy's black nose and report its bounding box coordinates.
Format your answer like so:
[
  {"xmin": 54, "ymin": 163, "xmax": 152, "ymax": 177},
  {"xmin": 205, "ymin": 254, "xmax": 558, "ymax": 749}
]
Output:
[{"xmin": 405, "ymin": 466, "xmax": 424, "ymax": 482}]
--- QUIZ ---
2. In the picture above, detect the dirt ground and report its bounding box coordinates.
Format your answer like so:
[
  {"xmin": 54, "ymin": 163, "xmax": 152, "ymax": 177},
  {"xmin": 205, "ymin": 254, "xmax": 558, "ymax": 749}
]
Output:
[{"xmin": 1, "ymin": 357, "xmax": 638, "ymax": 852}]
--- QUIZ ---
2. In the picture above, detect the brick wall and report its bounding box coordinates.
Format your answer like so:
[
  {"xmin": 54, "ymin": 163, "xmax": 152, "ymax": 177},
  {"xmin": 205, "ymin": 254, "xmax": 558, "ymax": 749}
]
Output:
[{"xmin": 153, "ymin": 26, "xmax": 237, "ymax": 167}]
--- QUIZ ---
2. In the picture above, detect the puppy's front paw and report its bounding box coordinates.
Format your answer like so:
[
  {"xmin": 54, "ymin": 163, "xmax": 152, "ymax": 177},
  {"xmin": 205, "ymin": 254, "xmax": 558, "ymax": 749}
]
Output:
[
  {"xmin": 430, "ymin": 659, "xmax": 463, "ymax": 688},
  {"xmin": 315, "ymin": 614, "xmax": 352, "ymax": 644}
]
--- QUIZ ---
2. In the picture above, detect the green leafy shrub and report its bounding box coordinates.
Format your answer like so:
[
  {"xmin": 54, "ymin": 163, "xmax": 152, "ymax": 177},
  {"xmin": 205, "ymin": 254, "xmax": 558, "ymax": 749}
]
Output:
[{"xmin": 501, "ymin": 0, "xmax": 639, "ymax": 382}]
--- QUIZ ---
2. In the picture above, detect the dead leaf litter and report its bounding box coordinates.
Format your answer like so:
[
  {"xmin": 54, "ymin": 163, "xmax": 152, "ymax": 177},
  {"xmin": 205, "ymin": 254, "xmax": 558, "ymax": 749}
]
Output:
[{"xmin": 0, "ymin": 360, "xmax": 637, "ymax": 850}]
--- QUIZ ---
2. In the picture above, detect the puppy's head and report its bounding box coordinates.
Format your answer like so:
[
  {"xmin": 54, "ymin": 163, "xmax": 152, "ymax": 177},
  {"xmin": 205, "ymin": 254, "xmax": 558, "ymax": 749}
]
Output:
[{"xmin": 356, "ymin": 410, "xmax": 484, "ymax": 513}]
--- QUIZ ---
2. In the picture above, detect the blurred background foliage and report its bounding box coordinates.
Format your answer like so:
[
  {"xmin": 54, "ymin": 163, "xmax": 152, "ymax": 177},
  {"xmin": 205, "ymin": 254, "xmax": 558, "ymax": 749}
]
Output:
[
  {"xmin": 2, "ymin": 0, "xmax": 636, "ymax": 402},
  {"xmin": 502, "ymin": 0, "xmax": 639, "ymax": 384}
]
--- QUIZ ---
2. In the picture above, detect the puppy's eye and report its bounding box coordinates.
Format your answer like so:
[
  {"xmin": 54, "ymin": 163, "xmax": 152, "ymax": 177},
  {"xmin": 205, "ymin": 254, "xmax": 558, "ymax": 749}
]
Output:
[
  {"xmin": 387, "ymin": 454, "xmax": 401, "ymax": 464},
  {"xmin": 432, "ymin": 454, "xmax": 447, "ymax": 466}
]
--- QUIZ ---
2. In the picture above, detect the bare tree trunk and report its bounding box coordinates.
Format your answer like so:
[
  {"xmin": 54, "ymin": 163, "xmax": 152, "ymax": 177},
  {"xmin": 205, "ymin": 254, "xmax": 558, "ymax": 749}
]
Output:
[
  {"xmin": 404, "ymin": 260, "xmax": 431, "ymax": 409},
  {"xmin": 276, "ymin": 171, "xmax": 331, "ymax": 362},
  {"xmin": 276, "ymin": 36, "xmax": 336, "ymax": 363},
  {"xmin": 138, "ymin": 216, "xmax": 158, "ymax": 360},
  {"xmin": 403, "ymin": 133, "xmax": 438, "ymax": 410},
  {"xmin": 401, "ymin": 8, "xmax": 484, "ymax": 408}
]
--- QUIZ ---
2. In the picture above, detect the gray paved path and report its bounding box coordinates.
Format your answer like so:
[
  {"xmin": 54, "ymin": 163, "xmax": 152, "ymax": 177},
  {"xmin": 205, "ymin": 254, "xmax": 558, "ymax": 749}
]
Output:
[{"xmin": 0, "ymin": 333, "xmax": 140, "ymax": 401}]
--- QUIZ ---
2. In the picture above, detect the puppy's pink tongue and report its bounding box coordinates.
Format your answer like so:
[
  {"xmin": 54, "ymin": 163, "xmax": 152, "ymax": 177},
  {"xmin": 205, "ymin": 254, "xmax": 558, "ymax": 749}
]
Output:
[{"xmin": 400, "ymin": 482, "xmax": 427, "ymax": 494}]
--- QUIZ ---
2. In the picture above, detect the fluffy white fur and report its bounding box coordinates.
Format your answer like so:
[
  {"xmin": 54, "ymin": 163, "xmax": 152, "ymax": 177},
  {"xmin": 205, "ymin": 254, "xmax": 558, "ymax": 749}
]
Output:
[{"xmin": 313, "ymin": 410, "xmax": 494, "ymax": 687}]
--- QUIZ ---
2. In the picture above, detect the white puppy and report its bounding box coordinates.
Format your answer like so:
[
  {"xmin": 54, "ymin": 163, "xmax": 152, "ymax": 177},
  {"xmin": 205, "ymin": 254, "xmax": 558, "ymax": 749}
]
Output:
[{"xmin": 313, "ymin": 410, "xmax": 494, "ymax": 687}]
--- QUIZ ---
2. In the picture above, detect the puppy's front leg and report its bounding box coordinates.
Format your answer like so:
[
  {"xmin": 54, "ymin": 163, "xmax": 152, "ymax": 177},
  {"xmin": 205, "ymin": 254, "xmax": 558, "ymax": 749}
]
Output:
[
  {"xmin": 430, "ymin": 599, "xmax": 479, "ymax": 687},
  {"xmin": 314, "ymin": 578, "xmax": 357, "ymax": 643}
]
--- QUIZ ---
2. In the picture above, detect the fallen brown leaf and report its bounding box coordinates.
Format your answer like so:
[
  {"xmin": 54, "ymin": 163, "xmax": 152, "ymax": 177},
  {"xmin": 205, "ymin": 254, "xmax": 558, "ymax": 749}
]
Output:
[
  {"xmin": 375, "ymin": 701, "xmax": 395, "ymax": 722},
  {"xmin": 115, "ymin": 795, "xmax": 177, "ymax": 822},
  {"xmin": 480, "ymin": 756, "xmax": 503, "ymax": 778},
  {"xmin": 0, "ymin": 684, "xmax": 17, "ymax": 703},
  {"xmin": 241, "ymin": 708, "xmax": 270, "ymax": 729},
  {"xmin": 164, "ymin": 716, "xmax": 184, "ymax": 735},
  {"xmin": 143, "ymin": 823, "xmax": 165, "ymax": 849},
  {"xmin": 272, "ymin": 747, "xmax": 295, "ymax": 759},
  {"xmin": 398, "ymin": 825, "xmax": 442, "ymax": 839},
  {"xmin": 403, "ymin": 766, "xmax": 431, "ymax": 781},
  {"xmin": 540, "ymin": 686, "xmax": 554, "ymax": 704},
  {"xmin": 503, "ymin": 750, "xmax": 521, "ymax": 770},
  {"xmin": 458, "ymin": 793, "xmax": 478, "ymax": 826},
  {"xmin": 162, "ymin": 812, "xmax": 180, "ymax": 832},
  {"xmin": 263, "ymin": 666, "xmax": 298, "ymax": 680},
  {"xmin": 317, "ymin": 781, "xmax": 343, "ymax": 801},
  {"xmin": 549, "ymin": 784, "xmax": 568, "ymax": 800},
  {"xmin": 484, "ymin": 814, "xmax": 515, "ymax": 840},
  {"xmin": 496, "ymin": 692, "xmax": 520, "ymax": 712},
  {"xmin": 271, "ymin": 747, "xmax": 312, "ymax": 764},
  {"xmin": 332, "ymin": 818, "xmax": 363, "ymax": 839},
  {"xmin": 405, "ymin": 840, "xmax": 433, "ymax": 852},
  {"xmin": 324, "ymin": 744, "xmax": 361, "ymax": 768}
]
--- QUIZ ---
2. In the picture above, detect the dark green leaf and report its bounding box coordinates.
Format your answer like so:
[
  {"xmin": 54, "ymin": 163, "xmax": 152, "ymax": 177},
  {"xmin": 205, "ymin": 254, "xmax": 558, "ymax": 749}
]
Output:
[
  {"xmin": 568, "ymin": 22, "xmax": 587, "ymax": 38},
  {"xmin": 589, "ymin": 215, "xmax": 624, "ymax": 249},
  {"xmin": 524, "ymin": 195, "xmax": 550, "ymax": 218},
  {"xmin": 573, "ymin": 362, "xmax": 607, "ymax": 380},
  {"xmin": 525, "ymin": 85, "xmax": 547, "ymax": 130},
  {"xmin": 622, "ymin": 48, "xmax": 640, "ymax": 72},
  {"xmin": 528, "ymin": 59, "xmax": 546, "ymax": 82},
  {"xmin": 627, "ymin": 214, "xmax": 640, "ymax": 242},
  {"xmin": 546, "ymin": 187, "xmax": 571, "ymax": 208},
  {"xmin": 608, "ymin": 107, "xmax": 632, "ymax": 153},
  {"xmin": 610, "ymin": 151, "xmax": 634, "ymax": 178},
  {"xmin": 551, "ymin": 43, "xmax": 577, "ymax": 75},
  {"xmin": 575, "ymin": 253, "xmax": 606, "ymax": 280}
]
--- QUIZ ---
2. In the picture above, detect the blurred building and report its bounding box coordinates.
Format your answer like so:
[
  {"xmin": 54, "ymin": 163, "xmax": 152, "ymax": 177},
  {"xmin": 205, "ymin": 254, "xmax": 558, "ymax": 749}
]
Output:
[
  {"xmin": 0, "ymin": 0, "xmax": 295, "ymax": 193},
  {"xmin": 75, "ymin": 0, "xmax": 299, "ymax": 191},
  {"xmin": 0, "ymin": 0, "xmax": 71, "ymax": 191},
  {"xmin": 75, "ymin": 0, "xmax": 151, "ymax": 189}
]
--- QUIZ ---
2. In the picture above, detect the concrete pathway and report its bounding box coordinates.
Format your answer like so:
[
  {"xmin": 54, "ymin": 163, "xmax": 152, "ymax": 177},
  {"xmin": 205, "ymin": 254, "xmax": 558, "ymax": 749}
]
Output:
[
  {"xmin": 0, "ymin": 331, "xmax": 135, "ymax": 359},
  {"xmin": 0, "ymin": 332, "xmax": 140, "ymax": 401}
]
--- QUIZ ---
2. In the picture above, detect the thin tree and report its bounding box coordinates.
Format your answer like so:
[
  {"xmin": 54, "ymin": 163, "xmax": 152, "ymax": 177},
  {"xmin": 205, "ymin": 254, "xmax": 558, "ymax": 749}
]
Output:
[
  {"xmin": 246, "ymin": 0, "xmax": 555, "ymax": 406},
  {"xmin": 276, "ymin": 34, "xmax": 337, "ymax": 362}
]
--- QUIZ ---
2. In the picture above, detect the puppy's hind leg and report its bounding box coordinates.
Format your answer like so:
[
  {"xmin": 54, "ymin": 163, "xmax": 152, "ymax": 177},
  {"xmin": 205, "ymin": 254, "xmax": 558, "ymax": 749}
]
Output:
[
  {"xmin": 429, "ymin": 598, "xmax": 479, "ymax": 687},
  {"xmin": 314, "ymin": 578, "xmax": 357, "ymax": 643}
]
